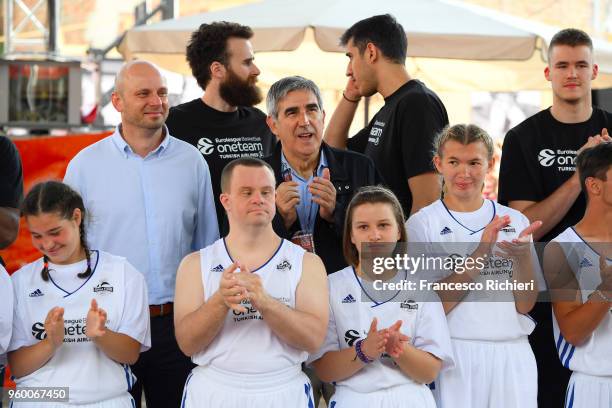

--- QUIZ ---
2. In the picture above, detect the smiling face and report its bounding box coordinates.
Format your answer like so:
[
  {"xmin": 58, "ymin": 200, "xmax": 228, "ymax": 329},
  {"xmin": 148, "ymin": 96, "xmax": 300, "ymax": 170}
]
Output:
[
  {"xmin": 267, "ymin": 88, "xmax": 325, "ymax": 162},
  {"xmin": 545, "ymin": 44, "xmax": 598, "ymax": 105},
  {"xmin": 26, "ymin": 209, "xmax": 83, "ymax": 265},
  {"xmin": 112, "ymin": 62, "xmax": 169, "ymax": 130},
  {"xmin": 221, "ymin": 164, "xmax": 277, "ymax": 228},
  {"xmin": 434, "ymin": 140, "xmax": 494, "ymax": 203}
]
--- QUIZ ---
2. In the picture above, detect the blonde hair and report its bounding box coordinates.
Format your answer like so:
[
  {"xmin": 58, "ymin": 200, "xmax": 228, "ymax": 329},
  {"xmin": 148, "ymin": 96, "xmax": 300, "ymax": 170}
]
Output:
[{"xmin": 433, "ymin": 124, "xmax": 494, "ymax": 161}]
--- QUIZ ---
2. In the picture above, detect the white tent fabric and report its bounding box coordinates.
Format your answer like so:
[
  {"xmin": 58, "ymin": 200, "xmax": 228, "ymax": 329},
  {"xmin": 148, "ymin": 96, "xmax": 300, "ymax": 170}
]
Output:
[{"xmin": 118, "ymin": 0, "xmax": 612, "ymax": 91}]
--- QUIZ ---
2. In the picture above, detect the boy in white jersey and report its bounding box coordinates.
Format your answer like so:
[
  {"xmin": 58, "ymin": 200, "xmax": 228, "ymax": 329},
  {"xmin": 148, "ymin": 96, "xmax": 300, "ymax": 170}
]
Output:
[
  {"xmin": 1, "ymin": 264, "xmax": 12, "ymax": 400},
  {"xmin": 310, "ymin": 186, "xmax": 454, "ymax": 407},
  {"xmin": 174, "ymin": 157, "xmax": 329, "ymax": 408},
  {"xmin": 545, "ymin": 142, "xmax": 612, "ymax": 408},
  {"xmin": 406, "ymin": 124, "xmax": 542, "ymax": 408},
  {"xmin": 8, "ymin": 181, "xmax": 150, "ymax": 408}
]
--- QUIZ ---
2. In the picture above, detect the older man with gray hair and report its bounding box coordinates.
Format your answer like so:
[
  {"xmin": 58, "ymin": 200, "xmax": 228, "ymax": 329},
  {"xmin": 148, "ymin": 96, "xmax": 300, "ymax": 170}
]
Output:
[{"xmin": 264, "ymin": 76, "xmax": 382, "ymax": 276}]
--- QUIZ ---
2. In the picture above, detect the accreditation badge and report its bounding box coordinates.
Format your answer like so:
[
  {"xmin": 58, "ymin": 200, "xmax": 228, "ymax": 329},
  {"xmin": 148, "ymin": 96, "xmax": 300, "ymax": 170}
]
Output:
[{"xmin": 291, "ymin": 230, "xmax": 315, "ymax": 253}]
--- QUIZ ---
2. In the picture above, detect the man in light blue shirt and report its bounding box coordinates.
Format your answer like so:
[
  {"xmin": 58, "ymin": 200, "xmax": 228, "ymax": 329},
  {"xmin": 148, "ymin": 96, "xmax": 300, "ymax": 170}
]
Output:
[{"xmin": 64, "ymin": 60, "xmax": 219, "ymax": 408}]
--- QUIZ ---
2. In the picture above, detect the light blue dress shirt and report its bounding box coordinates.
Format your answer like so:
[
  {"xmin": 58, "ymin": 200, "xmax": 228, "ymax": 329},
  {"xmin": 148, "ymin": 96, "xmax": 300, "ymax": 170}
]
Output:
[
  {"xmin": 280, "ymin": 150, "xmax": 328, "ymax": 233},
  {"xmin": 64, "ymin": 126, "xmax": 219, "ymax": 304}
]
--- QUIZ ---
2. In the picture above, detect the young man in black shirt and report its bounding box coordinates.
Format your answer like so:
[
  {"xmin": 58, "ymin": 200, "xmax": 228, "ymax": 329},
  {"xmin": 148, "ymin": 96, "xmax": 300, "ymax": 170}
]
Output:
[
  {"xmin": 499, "ymin": 28, "xmax": 612, "ymax": 408},
  {"xmin": 324, "ymin": 14, "xmax": 448, "ymax": 218},
  {"xmin": 166, "ymin": 22, "xmax": 276, "ymax": 235}
]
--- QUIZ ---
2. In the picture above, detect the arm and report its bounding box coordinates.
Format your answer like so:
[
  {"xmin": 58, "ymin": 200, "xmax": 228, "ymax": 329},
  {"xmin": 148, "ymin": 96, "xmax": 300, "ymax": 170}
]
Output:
[
  {"xmin": 392, "ymin": 345, "xmax": 442, "ymax": 384},
  {"xmin": 194, "ymin": 158, "xmax": 220, "ymax": 249},
  {"xmin": 508, "ymin": 174, "xmax": 580, "ymax": 241},
  {"xmin": 8, "ymin": 307, "xmax": 64, "ymax": 378},
  {"xmin": 408, "ymin": 173, "xmax": 441, "ymax": 216},
  {"xmin": 323, "ymin": 80, "xmax": 361, "ymax": 149},
  {"xmin": 312, "ymin": 317, "xmax": 388, "ymax": 383},
  {"xmin": 86, "ymin": 299, "xmax": 141, "ymax": 365},
  {"xmin": 545, "ymin": 243, "xmax": 612, "ymax": 346},
  {"xmin": 240, "ymin": 252, "xmax": 329, "ymax": 353},
  {"xmin": 0, "ymin": 207, "xmax": 19, "ymax": 248},
  {"xmin": 174, "ymin": 254, "xmax": 246, "ymax": 356}
]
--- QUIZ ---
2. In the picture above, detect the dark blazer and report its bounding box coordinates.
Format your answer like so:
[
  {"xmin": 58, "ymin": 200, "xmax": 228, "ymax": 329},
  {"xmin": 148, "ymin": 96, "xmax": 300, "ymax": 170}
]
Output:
[{"xmin": 265, "ymin": 142, "xmax": 384, "ymax": 274}]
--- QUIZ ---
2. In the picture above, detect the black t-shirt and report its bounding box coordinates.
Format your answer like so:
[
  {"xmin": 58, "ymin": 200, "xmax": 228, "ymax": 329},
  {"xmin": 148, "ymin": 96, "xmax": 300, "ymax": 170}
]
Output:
[
  {"xmin": 347, "ymin": 80, "xmax": 448, "ymax": 217},
  {"xmin": 0, "ymin": 136, "xmax": 24, "ymax": 266},
  {"xmin": 498, "ymin": 107, "xmax": 612, "ymax": 242},
  {"xmin": 166, "ymin": 99, "xmax": 276, "ymax": 235}
]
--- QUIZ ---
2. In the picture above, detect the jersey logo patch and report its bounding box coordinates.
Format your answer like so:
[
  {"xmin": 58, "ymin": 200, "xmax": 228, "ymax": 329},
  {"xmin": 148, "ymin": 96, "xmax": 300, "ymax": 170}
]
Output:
[
  {"xmin": 400, "ymin": 300, "xmax": 418, "ymax": 310},
  {"xmin": 93, "ymin": 281, "xmax": 114, "ymax": 294},
  {"xmin": 197, "ymin": 138, "xmax": 214, "ymax": 155},
  {"xmin": 440, "ymin": 226, "xmax": 453, "ymax": 235},
  {"xmin": 210, "ymin": 264, "xmax": 224, "ymax": 273},
  {"xmin": 29, "ymin": 288, "xmax": 44, "ymax": 297},
  {"xmin": 31, "ymin": 322, "xmax": 46, "ymax": 340},
  {"xmin": 342, "ymin": 294, "xmax": 356, "ymax": 303},
  {"xmin": 500, "ymin": 225, "xmax": 516, "ymax": 233},
  {"xmin": 344, "ymin": 329, "xmax": 360, "ymax": 346},
  {"xmin": 276, "ymin": 260, "xmax": 292, "ymax": 271},
  {"xmin": 579, "ymin": 257, "xmax": 593, "ymax": 268}
]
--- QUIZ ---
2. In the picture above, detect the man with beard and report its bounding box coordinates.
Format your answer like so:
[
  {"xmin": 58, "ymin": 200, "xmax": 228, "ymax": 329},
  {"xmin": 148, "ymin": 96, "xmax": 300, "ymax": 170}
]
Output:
[
  {"xmin": 498, "ymin": 28, "xmax": 612, "ymax": 407},
  {"xmin": 65, "ymin": 60, "xmax": 219, "ymax": 408},
  {"xmin": 166, "ymin": 22, "xmax": 276, "ymax": 236}
]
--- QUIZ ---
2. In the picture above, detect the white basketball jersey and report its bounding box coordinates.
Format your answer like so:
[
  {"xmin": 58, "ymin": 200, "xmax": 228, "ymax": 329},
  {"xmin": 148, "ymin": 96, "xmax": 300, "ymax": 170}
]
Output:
[
  {"xmin": 9, "ymin": 251, "xmax": 151, "ymax": 404},
  {"xmin": 309, "ymin": 266, "xmax": 454, "ymax": 393},
  {"xmin": 0, "ymin": 265, "xmax": 13, "ymax": 367},
  {"xmin": 551, "ymin": 227, "xmax": 612, "ymax": 376},
  {"xmin": 193, "ymin": 238, "xmax": 308, "ymax": 373},
  {"xmin": 406, "ymin": 199, "xmax": 542, "ymax": 341}
]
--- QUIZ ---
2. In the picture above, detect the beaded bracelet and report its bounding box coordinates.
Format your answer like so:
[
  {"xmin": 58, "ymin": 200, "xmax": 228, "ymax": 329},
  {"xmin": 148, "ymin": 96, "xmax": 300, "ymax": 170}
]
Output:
[
  {"xmin": 355, "ymin": 339, "xmax": 374, "ymax": 364},
  {"xmin": 590, "ymin": 289, "xmax": 612, "ymax": 303}
]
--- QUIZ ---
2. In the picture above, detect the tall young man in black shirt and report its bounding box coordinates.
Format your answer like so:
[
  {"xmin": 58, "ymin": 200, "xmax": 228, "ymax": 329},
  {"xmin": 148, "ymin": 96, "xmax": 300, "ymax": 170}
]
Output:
[
  {"xmin": 324, "ymin": 14, "xmax": 448, "ymax": 218},
  {"xmin": 166, "ymin": 22, "xmax": 276, "ymax": 235},
  {"xmin": 499, "ymin": 28, "xmax": 612, "ymax": 407}
]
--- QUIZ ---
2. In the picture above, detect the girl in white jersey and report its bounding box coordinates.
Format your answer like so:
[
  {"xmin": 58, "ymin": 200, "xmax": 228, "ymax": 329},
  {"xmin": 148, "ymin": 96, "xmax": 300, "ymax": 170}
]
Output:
[
  {"xmin": 406, "ymin": 124, "xmax": 542, "ymax": 408},
  {"xmin": 8, "ymin": 181, "xmax": 150, "ymax": 408},
  {"xmin": 311, "ymin": 186, "xmax": 454, "ymax": 407}
]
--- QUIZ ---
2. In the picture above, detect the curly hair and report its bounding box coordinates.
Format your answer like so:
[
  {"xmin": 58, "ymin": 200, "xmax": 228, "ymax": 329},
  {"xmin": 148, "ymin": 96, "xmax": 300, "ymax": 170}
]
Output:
[{"xmin": 186, "ymin": 21, "xmax": 253, "ymax": 90}]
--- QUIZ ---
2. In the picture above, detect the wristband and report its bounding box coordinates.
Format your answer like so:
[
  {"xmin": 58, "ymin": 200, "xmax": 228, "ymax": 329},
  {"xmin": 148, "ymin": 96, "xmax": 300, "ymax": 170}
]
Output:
[
  {"xmin": 342, "ymin": 92, "xmax": 360, "ymax": 104},
  {"xmin": 355, "ymin": 339, "xmax": 374, "ymax": 364}
]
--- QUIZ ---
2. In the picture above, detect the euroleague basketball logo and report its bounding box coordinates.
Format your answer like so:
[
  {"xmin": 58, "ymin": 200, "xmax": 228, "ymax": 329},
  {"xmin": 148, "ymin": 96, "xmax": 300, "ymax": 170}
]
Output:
[
  {"xmin": 538, "ymin": 149, "xmax": 556, "ymax": 167},
  {"xmin": 197, "ymin": 138, "xmax": 214, "ymax": 155}
]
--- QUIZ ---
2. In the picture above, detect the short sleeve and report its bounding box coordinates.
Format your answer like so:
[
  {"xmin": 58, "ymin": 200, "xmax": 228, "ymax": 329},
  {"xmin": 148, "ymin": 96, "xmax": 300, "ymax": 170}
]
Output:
[
  {"xmin": 116, "ymin": 261, "xmax": 151, "ymax": 351},
  {"xmin": 0, "ymin": 266, "xmax": 13, "ymax": 356},
  {"xmin": 399, "ymin": 99, "xmax": 446, "ymax": 180},
  {"xmin": 413, "ymin": 300, "xmax": 455, "ymax": 371},
  {"xmin": 406, "ymin": 212, "xmax": 430, "ymax": 243},
  {"xmin": 307, "ymin": 299, "xmax": 340, "ymax": 364},
  {"xmin": 0, "ymin": 136, "xmax": 23, "ymax": 208},
  {"xmin": 193, "ymin": 153, "xmax": 220, "ymax": 250},
  {"xmin": 347, "ymin": 128, "xmax": 369, "ymax": 153},
  {"xmin": 498, "ymin": 129, "xmax": 540, "ymax": 205}
]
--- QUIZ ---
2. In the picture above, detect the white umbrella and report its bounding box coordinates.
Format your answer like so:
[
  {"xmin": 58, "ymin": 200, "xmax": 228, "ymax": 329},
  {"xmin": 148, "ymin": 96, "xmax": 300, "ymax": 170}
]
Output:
[{"xmin": 118, "ymin": 0, "xmax": 612, "ymax": 91}]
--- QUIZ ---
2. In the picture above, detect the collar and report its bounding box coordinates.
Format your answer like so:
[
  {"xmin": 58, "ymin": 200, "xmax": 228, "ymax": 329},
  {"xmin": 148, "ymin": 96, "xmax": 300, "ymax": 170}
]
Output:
[
  {"xmin": 111, "ymin": 124, "xmax": 170, "ymax": 158},
  {"xmin": 280, "ymin": 149, "xmax": 328, "ymax": 181}
]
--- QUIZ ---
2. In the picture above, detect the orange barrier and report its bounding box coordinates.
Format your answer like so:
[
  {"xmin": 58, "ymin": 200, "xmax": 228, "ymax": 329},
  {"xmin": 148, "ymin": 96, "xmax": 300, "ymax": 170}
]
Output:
[{"xmin": 0, "ymin": 132, "xmax": 111, "ymax": 274}]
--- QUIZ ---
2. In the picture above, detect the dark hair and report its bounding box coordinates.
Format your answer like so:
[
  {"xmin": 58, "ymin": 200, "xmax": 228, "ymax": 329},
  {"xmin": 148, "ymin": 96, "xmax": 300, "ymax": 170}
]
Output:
[
  {"xmin": 548, "ymin": 28, "xmax": 593, "ymax": 61},
  {"xmin": 186, "ymin": 21, "xmax": 253, "ymax": 90},
  {"xmin": 21, "ymin": 181, "xmax": 91, "ymax": 282},
  {"xmin": 576, "ymin": 142, "xmax": 612, "ymax": 195},
  {"xmin": 220, "ymin": 157, "xmax": 275, "ymax": 193},
  {"xmin": 342, "ymin": 186, "xmax": 407, "ymax": 267},
  {"xmin": 340, "ymin": 14, "xmax": 407, "ymax": 64}
]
